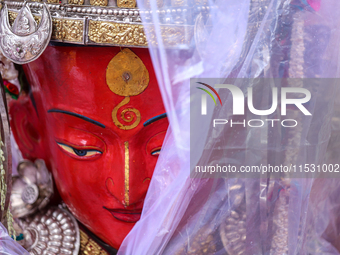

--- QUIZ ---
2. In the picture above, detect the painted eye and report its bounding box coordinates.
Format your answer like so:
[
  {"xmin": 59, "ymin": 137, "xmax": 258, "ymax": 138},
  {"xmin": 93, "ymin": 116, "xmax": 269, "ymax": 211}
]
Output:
[
  {"xmin": 151, "ymin": 149, "xmax": 161, "ymax": 156},
  {"xmin": 57, "ymin": 143, "xmax": 102, "ymax": 157}
]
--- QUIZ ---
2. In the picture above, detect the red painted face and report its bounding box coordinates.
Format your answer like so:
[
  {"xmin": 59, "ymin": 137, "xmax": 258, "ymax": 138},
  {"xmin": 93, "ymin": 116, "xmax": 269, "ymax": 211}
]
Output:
[{"xmin": 9, "ymin": 45, "xmax": 168, "ymax": 249}]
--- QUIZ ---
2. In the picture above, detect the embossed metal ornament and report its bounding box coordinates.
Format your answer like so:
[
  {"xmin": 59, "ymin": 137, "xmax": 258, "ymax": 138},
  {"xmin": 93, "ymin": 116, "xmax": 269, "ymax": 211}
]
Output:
[
  {"xmin": 220, "ymin": 204, "xmax": 247, "ymax": 255},
  {"xmin": 17, "ymin": 206, "xmax": 80, "ymax": 255},
  {"xmin": 220, "ymin": 182, "xmax": 246, "ymax": 255},
  {"xmin": 0, "ymin": 3, "xmax": 52, "ymax": 64},
  {"xmin": 21, "ymin": 184, "xmax": 39, "ymax": 205},
  {"xmin": 4, "ymin": 0, "xmax": 201, "ymax": 49},
  {"xmin": 11, "ymin": 159, "xmax": 53, "ymax": 218}
]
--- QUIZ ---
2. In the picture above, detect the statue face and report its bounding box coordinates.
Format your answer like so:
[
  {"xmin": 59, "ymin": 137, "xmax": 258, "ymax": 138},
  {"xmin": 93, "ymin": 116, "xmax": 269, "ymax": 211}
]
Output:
[{"xmin": 10, "ymin": 46, "xmax": 168, "ymax": 249}]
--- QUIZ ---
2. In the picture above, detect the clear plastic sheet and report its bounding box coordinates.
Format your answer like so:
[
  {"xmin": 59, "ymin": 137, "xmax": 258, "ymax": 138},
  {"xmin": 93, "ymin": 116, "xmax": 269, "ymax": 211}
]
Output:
[
  {"xmin": 118, "ymin": 0, "xmax": 340, "ymax": 254},
  {"xmin": 0, "ymin": 222, "xmax": 28, "ymax": 254}
]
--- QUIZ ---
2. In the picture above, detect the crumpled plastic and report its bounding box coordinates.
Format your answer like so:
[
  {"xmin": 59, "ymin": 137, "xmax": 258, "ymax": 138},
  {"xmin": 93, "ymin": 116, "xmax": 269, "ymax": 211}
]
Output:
[
  {"xmin": 118, "ymin": 0, "xmax": 340, "ymax": 254},
  {"xmin": 0, "ymin": 222, "xmax": 28, "ymax": 255}
]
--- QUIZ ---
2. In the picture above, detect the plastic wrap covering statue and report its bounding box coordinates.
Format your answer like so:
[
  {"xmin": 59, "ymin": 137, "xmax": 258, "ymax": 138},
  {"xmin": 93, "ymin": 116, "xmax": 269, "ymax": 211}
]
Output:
[
  {"xmin": 2, "ymin": 0, "xmax": 340, "ymax": 254},
  {"xmin": 118, "ymin": 0, "xmax": 340, "ymax": 254}
]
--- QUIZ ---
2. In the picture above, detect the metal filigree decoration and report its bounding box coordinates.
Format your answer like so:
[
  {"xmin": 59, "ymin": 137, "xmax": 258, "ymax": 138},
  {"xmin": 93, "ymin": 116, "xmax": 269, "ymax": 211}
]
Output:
[
  {"xmin": 3, "ymin": 0, "xmax": 204, "ymax": 49},
  {"xmin": 79, "ymin": 229, "xmax": 108, "ymax": 255},
  {"xmin": 5, "ymin": 2, "xmax": 197, "ymax": 48},
  {"xmin": 68, "ymin": 0, "xmax": 85, "ymax": 5},
  {"xmin": 220, "ymin": 202, "xmax": 246, "ymax": 255},
  {"xmin": 174, "ymin": 225, "xmax": 217, "ymax": 255},
  {"xmin": 11, "ymin": 3, "xmax": 37, "ymax": 36},
  {"xmin": 269, "ymin": 188, "xmax": 290, "ymax": 254},
  {"xmin": 219, "ymin": 181, "xmax": 246, "ymax": 255},
  {"xmin": 17, "ymin": 206, "xmax": 80, "ymax": 255},
  {"xmin": 0, "ymin": 3, "xmax": 52, "ymax": 64},
  {"xmin": 8, "ymin": 11, "xmax": 18, "ymax": 26},
  {"xmin": 88, "ymin": 20, "xmax": 147, "ymax": 46},
  {"xmin": 52, "ymin": 18, "xmax": 84, "ymax": 43},
  {"xmin": 117, "ymin": 0, "xmax": 136, "ymax": 8},
  {"xmin": 8, "ymin": 11, "xmax": 41, "ymax": 27},
  {"xmin": 147, "ymin": 25, "xmax": 194, "ymax": 47},
  {"xmin": 90, "ymin": 0, "xmax": 108, "ymax": 6},
  {"xmin": 106, "ymin": 48, "xmax": 149, "ymax": 130},
  {"xmin": 268, "ymin": 11, "xmax": 306, "ymax": 254},
  {"xmin": 11, "ymin": 159, "xmax": 53, "ymax": 219},
  {"xmin": 171, "ymin": 181, "xmax": 245, "ymax": 255}
]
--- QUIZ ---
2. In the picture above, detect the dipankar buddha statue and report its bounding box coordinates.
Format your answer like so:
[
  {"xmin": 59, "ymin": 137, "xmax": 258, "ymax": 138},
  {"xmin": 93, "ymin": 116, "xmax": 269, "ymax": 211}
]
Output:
[{"xmin": 0, "ymin": 0, "xmax": 201, "ymax": 252}]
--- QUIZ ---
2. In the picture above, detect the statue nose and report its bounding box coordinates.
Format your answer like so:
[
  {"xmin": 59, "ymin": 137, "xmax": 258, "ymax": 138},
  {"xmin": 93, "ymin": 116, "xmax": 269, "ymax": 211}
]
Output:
[
  {"xmin": 105, "ymin": 141, "xmax": 151, "ymax": 207},
  {"xmin": 105, "ymin": 141, "xmax": 130, "ymax": 206},
  {"xmin": 105, "ymin": 177, "xmax": 127, "ymax": 206},
  {"xmin": 105, "ymin": 177, "xmax": 149, "ymax": 207}
]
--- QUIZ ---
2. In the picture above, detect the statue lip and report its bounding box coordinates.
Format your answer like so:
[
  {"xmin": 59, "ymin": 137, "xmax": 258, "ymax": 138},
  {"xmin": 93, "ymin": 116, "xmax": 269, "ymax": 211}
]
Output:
[{"xmin": 103, "ymin": 207, "xmax": 142, "ymax": 223}]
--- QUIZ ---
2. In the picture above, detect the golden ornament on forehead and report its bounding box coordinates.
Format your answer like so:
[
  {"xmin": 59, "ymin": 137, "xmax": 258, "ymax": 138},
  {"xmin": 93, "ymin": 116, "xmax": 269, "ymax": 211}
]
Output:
[
  {"xmin": 106, "ymin": 48, "xmax": 148, "ymax": 130},
  {"xmin": 106, "ymin": 48, "xmax": 149, "ymax": 97}
]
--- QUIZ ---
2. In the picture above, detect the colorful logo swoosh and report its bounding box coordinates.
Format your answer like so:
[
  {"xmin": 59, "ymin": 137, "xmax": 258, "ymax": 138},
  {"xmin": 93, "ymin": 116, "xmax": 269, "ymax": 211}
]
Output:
[{"xmin": 196, "ymin": 82, "xmax": 223, "ymax": 106}]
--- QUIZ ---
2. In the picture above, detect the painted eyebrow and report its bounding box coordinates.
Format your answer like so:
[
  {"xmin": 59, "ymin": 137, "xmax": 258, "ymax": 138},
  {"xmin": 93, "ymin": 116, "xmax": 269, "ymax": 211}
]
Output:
[
  {"xmin": 143, "ymin": 113, "xmax": 167, "ymax": 127},
  {"xmin": 48, "ymin": 109, "xmax": 106, "ymax": 128}
]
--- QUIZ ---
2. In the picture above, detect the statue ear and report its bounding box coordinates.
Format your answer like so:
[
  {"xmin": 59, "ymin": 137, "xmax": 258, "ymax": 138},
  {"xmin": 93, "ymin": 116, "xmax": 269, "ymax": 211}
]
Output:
[{"xmin": 10, "ymin": 95, "xmax": 43, "ymax": 159}]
